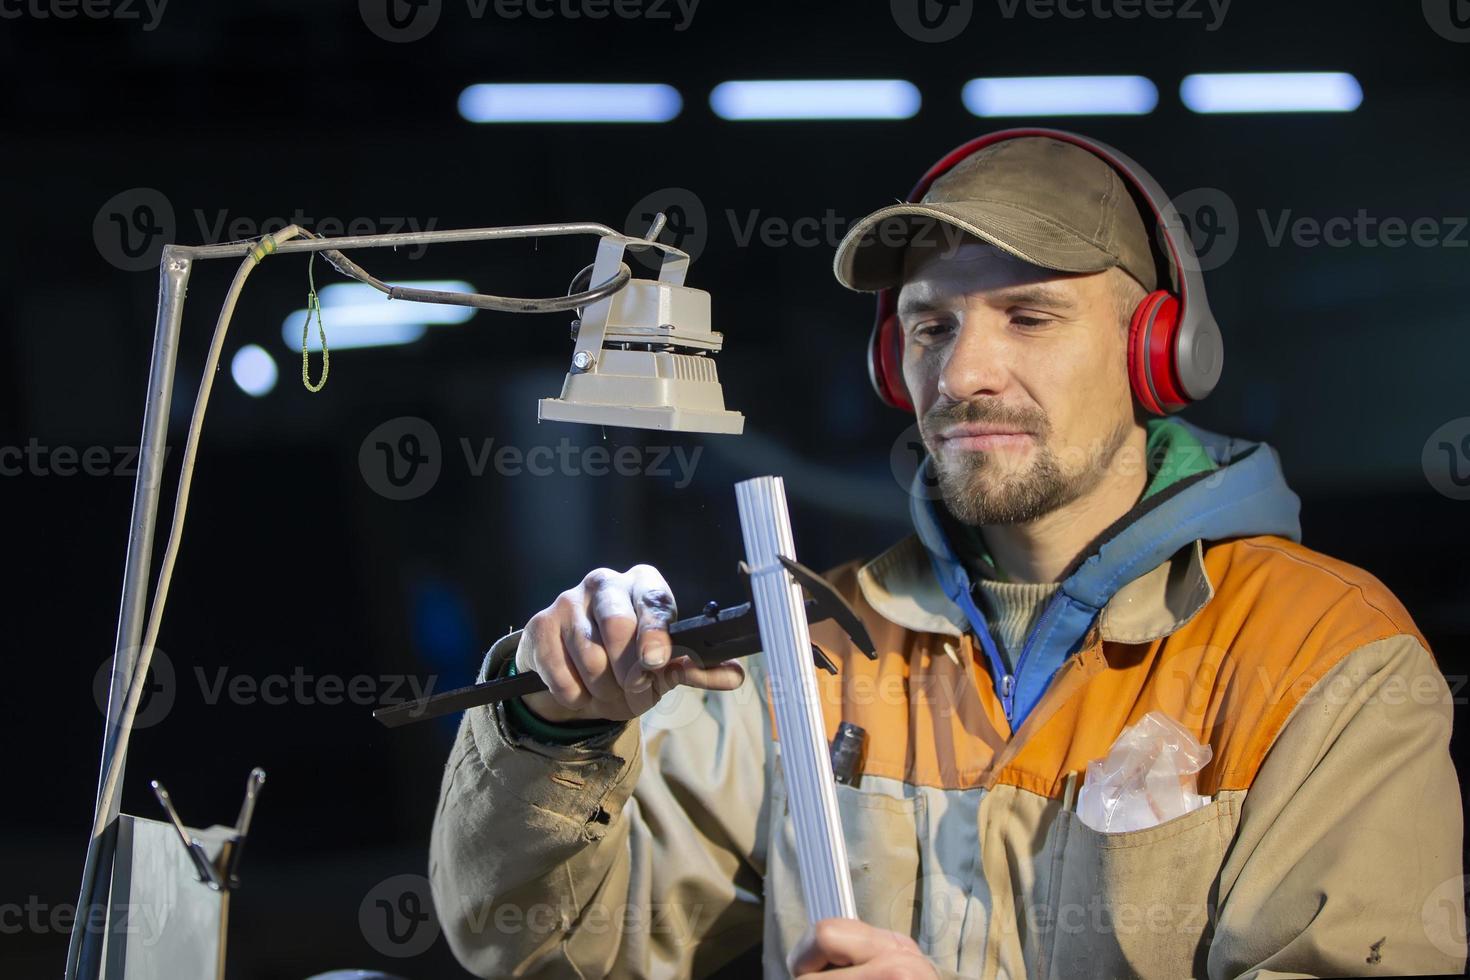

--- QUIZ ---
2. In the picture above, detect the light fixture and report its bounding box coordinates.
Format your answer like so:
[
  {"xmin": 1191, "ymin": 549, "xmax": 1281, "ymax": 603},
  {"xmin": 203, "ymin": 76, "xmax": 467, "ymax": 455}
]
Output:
[
  {"xmin": 458, "ymin": 83, "xmax": 683, "ymax": 123},
  {"xmin": 963, "ymin": 75, "xmax": 1159, "ymax": 117},
  {"xmin": 66, "ymin": 215, "xmax": 742, "ymax": 979},
  {"xmin": 710, "ymin": 80, "xmax": 921, "ymax": 120},
  {"xmin": 1180, "ymin": 72, "xmax": 1363, "ymax": 113}
]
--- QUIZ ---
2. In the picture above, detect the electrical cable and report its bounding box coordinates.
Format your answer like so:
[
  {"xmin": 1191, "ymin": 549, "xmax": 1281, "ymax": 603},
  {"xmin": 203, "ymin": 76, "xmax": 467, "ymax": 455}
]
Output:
[{"xmin": 69, "ymin": 219, "xmax": 657, "ymax": 980}]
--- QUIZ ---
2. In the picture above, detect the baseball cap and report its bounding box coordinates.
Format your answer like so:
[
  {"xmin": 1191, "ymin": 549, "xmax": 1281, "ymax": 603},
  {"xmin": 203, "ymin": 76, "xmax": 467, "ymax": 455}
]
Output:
[{"xmin": 832, "ymin": 136, "xmax": 1161, "ymax": 294}]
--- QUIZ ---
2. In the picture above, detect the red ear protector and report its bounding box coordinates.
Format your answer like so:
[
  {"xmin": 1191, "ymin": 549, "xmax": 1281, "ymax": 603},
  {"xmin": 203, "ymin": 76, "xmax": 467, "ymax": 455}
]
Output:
[{"xmin": 868, "ymin": 127, "xmax": 1224, "ymax": 416}]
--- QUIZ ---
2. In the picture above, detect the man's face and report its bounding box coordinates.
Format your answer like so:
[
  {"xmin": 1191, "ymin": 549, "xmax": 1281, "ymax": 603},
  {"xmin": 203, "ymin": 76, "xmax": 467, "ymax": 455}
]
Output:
[{"xmin": 897, "ymin": 239, "xmax": 1141, "ymax": 526}]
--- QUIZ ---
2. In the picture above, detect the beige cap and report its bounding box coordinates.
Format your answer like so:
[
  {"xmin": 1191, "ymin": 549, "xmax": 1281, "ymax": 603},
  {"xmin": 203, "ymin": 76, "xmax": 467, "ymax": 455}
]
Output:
[{"xmin": 833, "ymin": 136, "xmax": 1160, "ymax": 293}]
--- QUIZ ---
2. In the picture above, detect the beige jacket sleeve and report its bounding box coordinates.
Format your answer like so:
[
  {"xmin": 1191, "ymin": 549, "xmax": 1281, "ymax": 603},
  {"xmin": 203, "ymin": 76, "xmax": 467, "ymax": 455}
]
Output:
[
  {"xmin": 1208, "ymin": 634, "xmax": 1467, "ymax": 979},
  {"xmin": 429, "ymin": 629, "xmax": 772, "ymax": 979}
]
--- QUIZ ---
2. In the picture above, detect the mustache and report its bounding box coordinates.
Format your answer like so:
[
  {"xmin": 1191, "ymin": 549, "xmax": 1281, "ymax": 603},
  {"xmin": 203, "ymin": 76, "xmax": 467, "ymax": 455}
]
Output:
[{"xmin": 920, "ymin": 400, "xmax": 1049, "ymax": 441}]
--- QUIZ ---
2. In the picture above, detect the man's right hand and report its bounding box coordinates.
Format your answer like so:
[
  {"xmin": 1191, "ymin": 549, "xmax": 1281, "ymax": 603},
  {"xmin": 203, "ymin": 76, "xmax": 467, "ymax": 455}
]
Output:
[{"xmin": 515, "ymin": 564, "xmax": 746, "ymax": 724}]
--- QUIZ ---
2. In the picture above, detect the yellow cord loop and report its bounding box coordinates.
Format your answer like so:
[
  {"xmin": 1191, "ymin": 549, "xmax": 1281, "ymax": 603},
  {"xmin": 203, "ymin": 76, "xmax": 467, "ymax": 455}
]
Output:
[{"xmin": 301, "ymin": 250, "xmax": 329, "ymax": 392}]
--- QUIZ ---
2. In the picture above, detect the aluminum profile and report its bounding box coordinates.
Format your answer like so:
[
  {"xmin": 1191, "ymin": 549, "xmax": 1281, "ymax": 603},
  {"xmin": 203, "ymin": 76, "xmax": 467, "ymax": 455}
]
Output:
[{"xmin": 734, "ymin": 475, "xmax": 856, "ymax": 923}]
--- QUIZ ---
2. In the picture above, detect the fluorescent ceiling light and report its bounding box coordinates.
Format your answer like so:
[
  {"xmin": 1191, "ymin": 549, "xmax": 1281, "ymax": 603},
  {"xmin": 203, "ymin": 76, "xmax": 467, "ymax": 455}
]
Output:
[
  {"xmin": 458, "ymin": 83, "xmax": 682, "ymax": 123},
  {"xmin": 281, "ymin": 281, "xmax": 476, "ymax": 352},
  {"xmin": 1180, "ymin": 72, "xmax": 1362, "ymax": 113},
  {"xmin": 231, "ymin": 344, "xmax": 278, "ymax": 397},
  {"xmin": 710, "ymin": 80, "xmax": 921, "ymax": 120},
  {"xmin": 963, "ymin": 75, "xmax": 1158, "ymax": 117}
]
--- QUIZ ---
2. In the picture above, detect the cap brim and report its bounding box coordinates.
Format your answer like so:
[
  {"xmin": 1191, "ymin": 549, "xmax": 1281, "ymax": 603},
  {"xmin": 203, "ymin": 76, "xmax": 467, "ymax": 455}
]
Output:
[{"xmin": 833, "ymin": 201, "xmax": 1119, "ymax": 292}]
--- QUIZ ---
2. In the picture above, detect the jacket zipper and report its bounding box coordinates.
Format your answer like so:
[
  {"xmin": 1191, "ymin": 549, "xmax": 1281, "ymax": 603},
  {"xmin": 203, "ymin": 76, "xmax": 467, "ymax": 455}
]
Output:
[{"xmin": 1002, "ymin": 593, "xmax": 1065, "ymax": 721}]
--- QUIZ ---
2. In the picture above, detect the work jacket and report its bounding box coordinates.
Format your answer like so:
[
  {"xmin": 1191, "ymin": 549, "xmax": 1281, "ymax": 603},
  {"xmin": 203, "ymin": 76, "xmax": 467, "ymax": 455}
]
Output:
[{"xmin": 430, "ymin": 420, "xmax": 1465, "ymax": 978}]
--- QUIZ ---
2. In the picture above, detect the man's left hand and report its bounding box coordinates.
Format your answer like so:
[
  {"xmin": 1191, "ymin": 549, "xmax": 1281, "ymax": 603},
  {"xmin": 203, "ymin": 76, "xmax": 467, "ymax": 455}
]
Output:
[{"xmin": 787, "ymin": 918, "xmax": 941, "ymax": 978}]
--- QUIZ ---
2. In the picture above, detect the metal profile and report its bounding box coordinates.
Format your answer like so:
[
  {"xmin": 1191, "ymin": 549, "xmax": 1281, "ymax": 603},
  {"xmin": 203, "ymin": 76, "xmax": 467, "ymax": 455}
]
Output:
[{"xmin": 734, "ymin": 476, "xmax": 856, "ymax": 923}]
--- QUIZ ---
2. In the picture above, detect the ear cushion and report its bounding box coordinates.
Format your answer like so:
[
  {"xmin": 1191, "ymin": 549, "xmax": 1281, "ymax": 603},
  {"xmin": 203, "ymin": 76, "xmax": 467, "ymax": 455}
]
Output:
[
  {"xmin": 1127, "ymin": 290, "xmax": 1190, "ymax": 415},
  {"xmin": 868, "ymin": 308, "xmax": 913, "ymax": 412}
]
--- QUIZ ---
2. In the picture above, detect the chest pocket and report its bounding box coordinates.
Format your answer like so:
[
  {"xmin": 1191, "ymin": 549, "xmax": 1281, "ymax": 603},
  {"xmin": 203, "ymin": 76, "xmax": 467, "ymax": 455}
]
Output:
[
  {"xmin": 1040, "ymin": 795, "xmax": 1240, "ymax": 980},
  {"xmin": 765, "ymin": 752, "xmax": 927, "ymax": 951}
]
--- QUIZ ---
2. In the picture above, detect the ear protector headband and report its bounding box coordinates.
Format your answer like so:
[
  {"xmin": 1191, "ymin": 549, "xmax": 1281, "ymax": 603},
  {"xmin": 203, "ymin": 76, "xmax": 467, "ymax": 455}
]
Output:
[{"xmin": 867, "ymin": 127, "xmax": 1224, "ymax": 416}]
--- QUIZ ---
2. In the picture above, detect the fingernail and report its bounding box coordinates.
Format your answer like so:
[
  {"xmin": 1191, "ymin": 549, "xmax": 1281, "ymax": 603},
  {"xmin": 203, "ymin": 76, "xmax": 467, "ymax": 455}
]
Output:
[
  {"xmin": 629, "ymin": 671, "xmax": 653, "ymax": 693},
  {"xmin": 642, "ymin": 648, "xmax": 669, "ymax": 670}
]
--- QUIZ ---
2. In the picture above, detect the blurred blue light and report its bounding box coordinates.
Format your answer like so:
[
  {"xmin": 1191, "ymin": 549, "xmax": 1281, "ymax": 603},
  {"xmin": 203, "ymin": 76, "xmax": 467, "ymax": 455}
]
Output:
[
  {"xmin": 962, "ymin": 76, "xmax": 1158, "ymax": 117},
  {"xmin": 230, "ymin": 344, "xmax": 277, "ymax": 397},
  {"xmin": 458, "ymin": 83, "xmax": 682, "ymax": 123},
  {"xmin": 710, "ymin": 80, "xmax": 921, "ymax": 120},
  {"xmin": 1180, "ymin": 72, "xmax": 1362, "ymax": 113},
  {"xmin": 281, "ymin": 281, "xmax": 476, "ymax": 352}
]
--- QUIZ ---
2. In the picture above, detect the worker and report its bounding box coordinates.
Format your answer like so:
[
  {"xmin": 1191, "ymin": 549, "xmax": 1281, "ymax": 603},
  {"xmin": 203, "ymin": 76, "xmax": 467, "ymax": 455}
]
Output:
[{"xmin": 429, "ymin": 130, "xmax": 1466, "ymax": 978}]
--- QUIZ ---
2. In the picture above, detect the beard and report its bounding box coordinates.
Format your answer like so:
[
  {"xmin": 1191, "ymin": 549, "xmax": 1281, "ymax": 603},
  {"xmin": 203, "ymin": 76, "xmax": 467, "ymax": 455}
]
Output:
[{"xmin": 920, "ymin": 398, "xmax": 1131, "ymax": 527}]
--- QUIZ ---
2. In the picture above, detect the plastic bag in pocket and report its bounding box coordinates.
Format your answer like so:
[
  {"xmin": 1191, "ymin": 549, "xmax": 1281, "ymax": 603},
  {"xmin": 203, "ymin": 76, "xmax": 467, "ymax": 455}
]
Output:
[{"xmin": 1075, "ymin": 711, "xmax": 1212, "ymax": 833}]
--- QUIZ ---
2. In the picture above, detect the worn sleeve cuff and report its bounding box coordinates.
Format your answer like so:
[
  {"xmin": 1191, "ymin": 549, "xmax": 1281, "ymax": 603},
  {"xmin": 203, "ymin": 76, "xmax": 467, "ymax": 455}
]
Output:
[{"xmin": 500, "ymin": 656, "xmax": 624, "ymax": 745}]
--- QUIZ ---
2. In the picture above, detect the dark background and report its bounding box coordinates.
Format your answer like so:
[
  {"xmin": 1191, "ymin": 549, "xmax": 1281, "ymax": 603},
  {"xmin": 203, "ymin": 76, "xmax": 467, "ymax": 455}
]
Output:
[{"xmin": 2, "ymin": 1, "xmax": 1468, "ymax": 976}]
